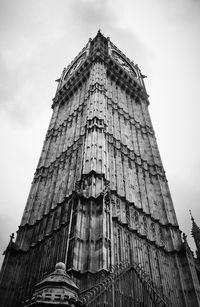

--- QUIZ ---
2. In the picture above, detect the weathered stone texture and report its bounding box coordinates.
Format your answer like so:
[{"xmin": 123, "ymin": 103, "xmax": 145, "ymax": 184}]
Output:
[{"xmin": 0, "ymin": 31, "xmax": 200, "ymax": 307}]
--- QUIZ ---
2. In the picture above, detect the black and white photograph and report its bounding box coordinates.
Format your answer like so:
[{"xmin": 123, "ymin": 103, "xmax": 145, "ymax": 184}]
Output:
[{"xmin": 0, "ymin": 1, "xmax": 200, "ymax": 306}]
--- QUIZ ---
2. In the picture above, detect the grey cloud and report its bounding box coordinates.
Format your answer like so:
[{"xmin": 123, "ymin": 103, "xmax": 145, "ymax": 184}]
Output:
[
  {"xmin": 69, "ymin": 0, "xmax": 112, "ymax": 25},
  {"xmin": 159, "ymin": 0, "xmax": 200, "ymax": 22}
]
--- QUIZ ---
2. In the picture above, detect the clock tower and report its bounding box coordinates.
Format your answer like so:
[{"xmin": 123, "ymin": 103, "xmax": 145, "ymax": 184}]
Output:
[{"xmin": 0, "ymin": 31, "xmax": 200, "ymax": 307}]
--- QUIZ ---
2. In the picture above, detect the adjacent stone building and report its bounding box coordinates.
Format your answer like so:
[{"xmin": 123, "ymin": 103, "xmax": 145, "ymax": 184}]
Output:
[
  {"xmin": 190, "ymin": 211, "xmax": 200, "ymax": 285},
  {"xmin": 0, "ymin": 31, "xmax": 200, "ymax": 306}
]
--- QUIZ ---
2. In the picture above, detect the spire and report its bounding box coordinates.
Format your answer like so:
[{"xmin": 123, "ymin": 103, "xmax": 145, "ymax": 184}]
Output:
[
  {"xmin": 95, "ymin": 28, "xmax": 105, "ymax": 39},
  {"xmin": 190, "ymin": 210, "xmax": 200, "ymax": 259},
  {"xmin": 190, "ymin": 210, "xmax": 200, "ymax": 237},
  {"xmin": 9, "ymin": 233, "xmax": 14, "ymax": 243},
  {"xmin": 189, "ymin": 209, "xmax": 194, "ymax": 221}
]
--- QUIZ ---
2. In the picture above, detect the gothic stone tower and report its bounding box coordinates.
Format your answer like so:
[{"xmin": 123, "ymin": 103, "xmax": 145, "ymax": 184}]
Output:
[{"xmin": 1, "ymin": 31, "xmax": 200, "ymax": 307}]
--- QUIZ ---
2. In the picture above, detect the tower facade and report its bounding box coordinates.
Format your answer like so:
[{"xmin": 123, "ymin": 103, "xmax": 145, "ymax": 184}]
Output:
[{"xmin": 1, "ymin": 31, "xmax": 200, "ymax": 307}]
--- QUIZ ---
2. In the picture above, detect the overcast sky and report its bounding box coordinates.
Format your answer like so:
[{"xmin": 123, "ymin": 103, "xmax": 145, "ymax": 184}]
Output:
[{"xmin": 0, "ymin": 0, "xmax": 200, "ymax": 265}]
